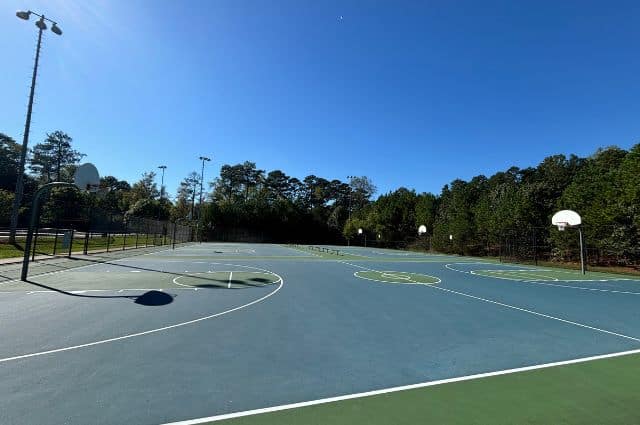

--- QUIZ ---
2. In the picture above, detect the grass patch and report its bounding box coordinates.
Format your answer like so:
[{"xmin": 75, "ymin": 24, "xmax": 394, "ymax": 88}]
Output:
[
  {"xmin": 214, "ymin": 352, "xmax": 640, "ymax": 425},
  {"xmin": 0, "ymin": 234, "xmax": 171, "ymax": 259}
]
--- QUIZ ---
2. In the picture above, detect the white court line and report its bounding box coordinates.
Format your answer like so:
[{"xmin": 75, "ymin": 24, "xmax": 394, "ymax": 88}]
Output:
[
  {"xmin": 162, "ymin": 346, "xmax": 640, "ymax": 424},
  {"xmin": 476, "ymin": 270, "xmax": 560, "ymax": 282},
  {"xmin": 506, "ymin": 271, "xmax": 559, "ymax": 281},
  {"xmin": 0, "ymin": 288, "xmax": 199, "ymax": 295},
  {"xmin": 444, "ymin": 262, "xmax": 493, "ymax": 274},
  {"xmin": 345, "ymin": 262, "xmax": 442, "ymax": 286},
  {"xmin": 172, "ymin": 277, "xmax": 195, "ymax": 288},
  {"xmin": 450, "ymin": 263, "xmax": 640, "ymax": 290},
  {"xmin": 0, "ymin": 261, "xmax": 102, "ymax": 285},
  {"xmin": 447, "ymin": 263, "xmax": 638, "ymax": 282},
  {"xmin": 339, "ymin": 261, "xmax": 376, "ymax": 271},
  {"xmin": 0, "ymin": 272, "xmax": 283, "ymax": 364},
  {"xmin": 513, "ymin": 279, "xmax": 640, "ymax": 295},
  {"xmin": 428, "ymin": 284, "xmax": 640, "ymax": 342},
  {"xmin": 471, "ymin": 268, "xmax": 543, "ymax": 272},
  {"xmin": 172, "ymin": 264, "xmax": 281, "ymax": 289},
  {"xmin": 353, "ymin": 271, "xmax": 441, "ymax": 286},
  {"xmin": 381, "ymin": 272, "xmax": 413, "ymax": 281},
  {"xmin": 342, "ymin": 261, "xmax": 640, "ymax": 342},
  {"xmin": 0, "ymin": 245, "xmax": 181, "ymax": 286}
]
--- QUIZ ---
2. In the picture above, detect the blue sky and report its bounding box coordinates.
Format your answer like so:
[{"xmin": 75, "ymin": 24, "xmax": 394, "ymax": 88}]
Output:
[{"xmin": 2, "ymin": 0, "xmax": 640, "ymax": 199}]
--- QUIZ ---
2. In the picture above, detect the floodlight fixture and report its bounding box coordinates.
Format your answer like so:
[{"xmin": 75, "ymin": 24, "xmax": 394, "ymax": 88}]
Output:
[{"xmin": 35, "ymin": 17, "xmax": 47, "ymax": 30}]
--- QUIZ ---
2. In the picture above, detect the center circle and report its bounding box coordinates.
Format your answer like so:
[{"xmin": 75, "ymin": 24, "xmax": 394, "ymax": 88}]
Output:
[
  {"xmin": 354, "ymin": 270, "xmax": 440, "ymax": 285},
  {"xmin": 175, "ymin": 271, "xmax": 279, "ymax": 289}
]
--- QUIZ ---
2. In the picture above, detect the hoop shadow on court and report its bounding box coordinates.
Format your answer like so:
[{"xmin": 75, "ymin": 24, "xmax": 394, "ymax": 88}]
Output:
[
  {"xmin": 23, "ymin": 279, "xmax": 174, "ymax": 306},
  {"xmin": 64, "ymin": 255, "xmax": 274, "ymax": 289}
]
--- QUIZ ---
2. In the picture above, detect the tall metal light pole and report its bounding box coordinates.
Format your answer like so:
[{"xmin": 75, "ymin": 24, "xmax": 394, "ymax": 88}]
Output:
[
  {"xmin": 346, "ymin": 175, "xmax": 356, "ymax": 222},
  {"xmin": 9, "ymin": 11, "xmax": 63, "ymax": 244},
  {"xmin": 158, "ymin": 165, "xmax": 167, "ymax": 201},
  {"xmin": 195, "ymin": 157, "xmax": 211, "ymax": 244},
  {"xmin": 346, "ymin": 175, "xmax": 356, "ymax": 246},
  {"xmin": 198, "ymin": 156, "xmax": 211, "ymax": 214}
]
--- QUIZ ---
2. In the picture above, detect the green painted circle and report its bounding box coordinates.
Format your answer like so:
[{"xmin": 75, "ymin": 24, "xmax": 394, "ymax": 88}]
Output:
[
  {"xmin": 354, "ymin": 270, "xmax": 440, "ymax": 285},
  {"xmin": 175, "ymin": 271, "xmax": 280, "ymax": 289}
]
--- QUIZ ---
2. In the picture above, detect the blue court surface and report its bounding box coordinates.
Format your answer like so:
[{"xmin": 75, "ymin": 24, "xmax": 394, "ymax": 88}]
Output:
[{"xmin": 1, "ymin": 243, "xmax": 640, "ymax": 424}]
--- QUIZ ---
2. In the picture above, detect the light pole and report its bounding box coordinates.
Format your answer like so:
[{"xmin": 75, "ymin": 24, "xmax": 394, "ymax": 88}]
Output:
[
  {"xmin": 346, "ymin": 175, "xmax": 356, "ymax": 246},
  {"xmin": 197, "ymin": 157, "xmax": 211, "ymax": 243},
  {"xmin": 198, "ymin": 156, "xmax": 211, "ymax": 212},
  {"xmin": 158, "ymin": 165, "xmax": 167, "ymax": 201},
  {"xmin": 346, "ymin": 175, "xmax": 356, "ymax": 222},
  {"xmin": 9, "ymin": 10, "xmax": 63, "ymax": 244}
]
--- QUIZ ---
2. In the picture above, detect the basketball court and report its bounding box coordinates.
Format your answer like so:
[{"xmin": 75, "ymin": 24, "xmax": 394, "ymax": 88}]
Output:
[{"xmin": 1, "ymin": 242, "xmax": 640, "ymax": 424}]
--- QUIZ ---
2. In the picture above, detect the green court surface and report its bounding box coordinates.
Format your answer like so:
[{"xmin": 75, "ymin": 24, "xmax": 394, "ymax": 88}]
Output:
[
  {"xmin": 174, "ymin": 271, "xmax": 281, "ymax": 289},
  {"xmin": 211, "ymin": 351, "xmax": 640, "ymax": 425},
  {"xmin": 354, "ymin": 270, "xmax": 440, "ymax": 285},
  {"xmin": 472, "ymin": 267, "xmax": 640, "ymax": 282}
]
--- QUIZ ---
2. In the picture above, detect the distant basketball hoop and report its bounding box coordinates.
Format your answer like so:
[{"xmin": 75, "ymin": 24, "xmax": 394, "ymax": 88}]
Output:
[
  {"xmin": 551, "ymin": 209, "xmax": 581, "ymax": 231},
  {"xmin": 551, "ymin": 209, "xmax": 586, "ymax": 274}
]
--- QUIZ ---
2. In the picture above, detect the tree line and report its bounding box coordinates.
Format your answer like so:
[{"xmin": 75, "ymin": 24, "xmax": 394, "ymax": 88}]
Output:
[
  {"xmin": 347, "ymin": 144, "xmax": 640, "ymax": 264},
  {"xmin": 2, "ymin": 129, "xmax": 639, "ymax": 263}
]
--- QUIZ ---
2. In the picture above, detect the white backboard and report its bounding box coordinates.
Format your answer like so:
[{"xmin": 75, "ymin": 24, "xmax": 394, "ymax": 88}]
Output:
[
  {"xmin": 551, "ymin": 210, "xmax": 581, "ymax": 227},
  {"xmin": 74, "ymin": 163, "xmax": 100, "ymax": 192}
]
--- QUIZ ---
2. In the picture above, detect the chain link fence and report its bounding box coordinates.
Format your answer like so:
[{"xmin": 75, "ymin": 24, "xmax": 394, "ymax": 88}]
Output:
[{"xmin": 0, "ymin": 189, "xmax": 195, "ymax": 280}]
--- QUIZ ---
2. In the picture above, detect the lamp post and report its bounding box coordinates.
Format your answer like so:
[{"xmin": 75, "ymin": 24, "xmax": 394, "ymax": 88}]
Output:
[
  {"xmin": 346, "ymin": 175, "xmax": 357, "ymax": 222},
  {"xmin": 9, "ymin": 10, "xmax": 63, "ymax": 244},
  {"xmin": 158, "ymin": 165, "xmax": 167, "ymax": 201},
  {"xmin": 191, "ymin": 157, "xmax": 210, "ymax": 243},
  {"xmin": 347, "ymin": 175, "xmax": 356, "ymax": 246},
  {"xmin": 198, "ymin": 156, "xmax": 211, "ymax": 212}
]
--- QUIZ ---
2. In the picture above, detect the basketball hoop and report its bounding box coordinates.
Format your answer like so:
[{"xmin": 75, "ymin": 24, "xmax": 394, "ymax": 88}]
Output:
[
  {"xmin": 551, "ymin": 210, "xmax": 581, "ymax": 230},
  {"xmin": 551, "ymin": 209, "xmax": 586, "ymax": 275},
  {"xmin": 73, "ymin": 163, "xmax": 100, "ymax": 193}
]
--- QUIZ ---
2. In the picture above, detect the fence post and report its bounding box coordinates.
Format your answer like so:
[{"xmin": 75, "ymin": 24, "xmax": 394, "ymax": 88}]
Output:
[
  {"xmin": 106, "ymin": 216, "xmax": 111, "ymax": 252},
  {"xmin": 135, "ymin": 231, "xmax": 139, "ymax": 249},
  {"xmin": 68, "ymin": 229, "xmax": 74, "ymax": 257},
  {"xmin": 578, "ymin": 227, "xmax": 586, "ymax": 275},
  {"xmin": 145, "ymin": 229, "xmax": 149, "ymax": 247},
  {"xmin": 172, "ymin": 223, "xmax": 177, "ymax": 249},
  {"xmin": 83, "ymin": 230, "xmax": 89, "ymax": 255},
  {"xmin": 31, "ymin": 226, "xmax": 39, "ymax": 261},
  {"xmin": 532, "ymin": 228, "xmax": 538, "ymax": 266},
  {"xmin": 123, "ymin": 220, "xmax": 128, "ymax": 251},
  {"xmin": 53, "ymin": 228, "xmax": 59, "ymax": 255}
]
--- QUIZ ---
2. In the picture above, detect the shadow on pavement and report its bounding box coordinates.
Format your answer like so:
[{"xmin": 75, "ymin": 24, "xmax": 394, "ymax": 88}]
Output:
[{"xmin": 24, "ymin": 280, "xmax": 174, "ymax": 306}]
